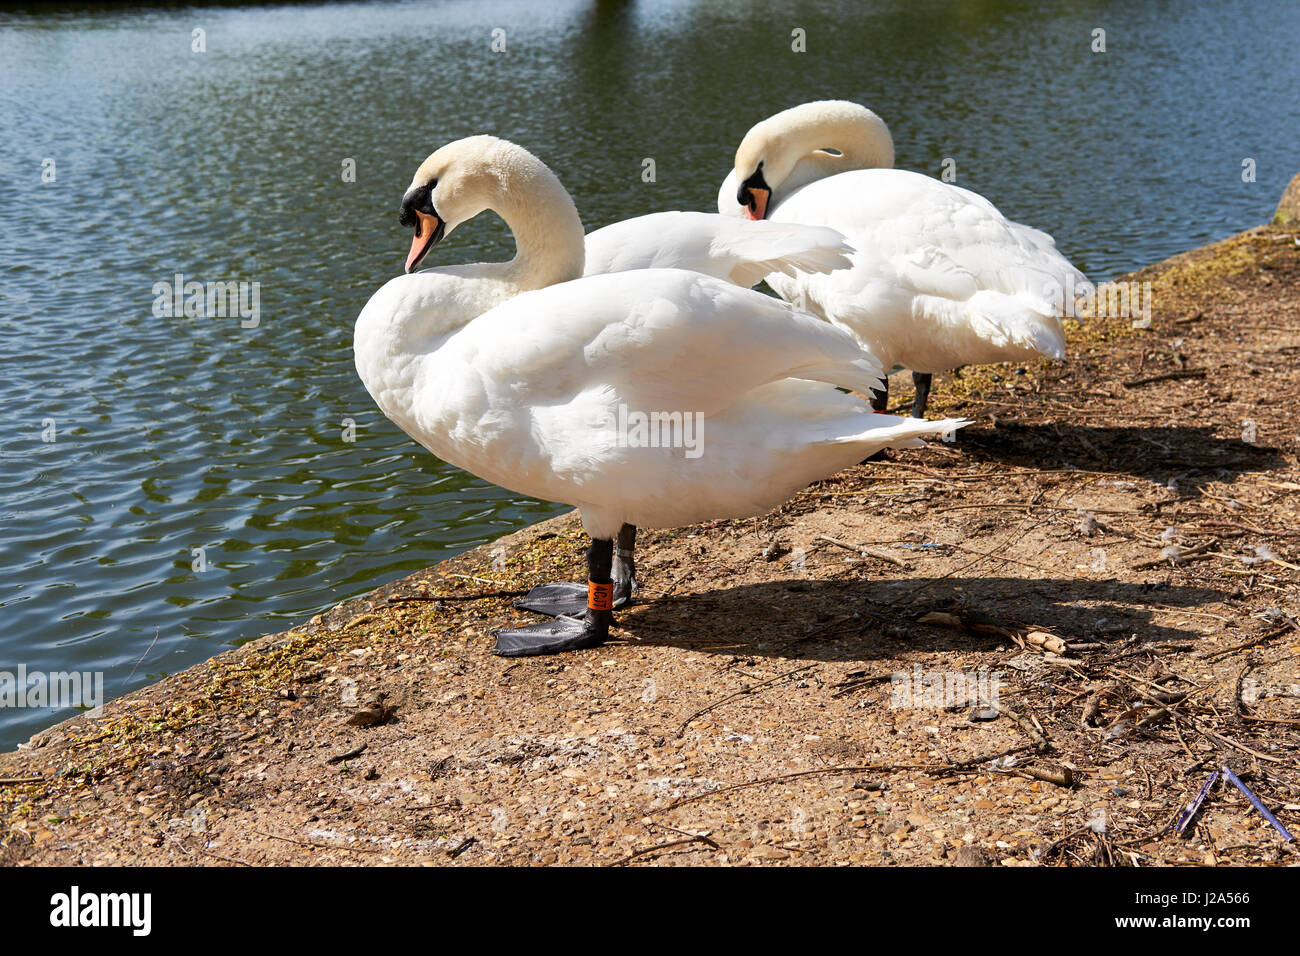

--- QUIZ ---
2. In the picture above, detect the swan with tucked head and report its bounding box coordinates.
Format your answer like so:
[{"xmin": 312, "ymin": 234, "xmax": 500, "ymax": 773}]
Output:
[
  {"xmin": 721, "ymin": 101, "xmax": 895, "ymax": 221},
  {"xmin": 355, "ymin": 135, "xmax": 967, "ymax": 658},
  {"xmin": 719, "ymin": 101, "xmax": 1092, "ymax": 418}
]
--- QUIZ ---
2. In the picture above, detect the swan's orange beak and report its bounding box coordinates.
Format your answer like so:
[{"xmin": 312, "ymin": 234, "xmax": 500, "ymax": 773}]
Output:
[
  {"xmin": 742, "ymin": 187, "xmax": 770, "ymax": 221},
  {"xmin": 405, "ymin": 211, "xmax": 443, "ymax": 274}
]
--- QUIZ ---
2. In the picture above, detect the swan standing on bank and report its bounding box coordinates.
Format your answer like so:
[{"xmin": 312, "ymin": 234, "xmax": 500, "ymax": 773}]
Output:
[
  {"xmin": 719, "ymin": 101, "xmax": 1092, "ymax": 418},
  {"xmin": 354, "ymin": 135, "xmax": 967, "ymax": 657}
]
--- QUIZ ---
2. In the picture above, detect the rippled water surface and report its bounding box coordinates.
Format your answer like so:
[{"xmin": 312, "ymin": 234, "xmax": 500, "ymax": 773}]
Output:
[{"xmin": 2, "ymin": 0, "xmax": 1298, "ymax": 748}]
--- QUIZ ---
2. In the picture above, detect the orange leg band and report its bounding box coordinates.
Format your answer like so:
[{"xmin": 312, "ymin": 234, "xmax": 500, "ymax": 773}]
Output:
[{"xmin": 587, "ymin": 581, "xmax": 614, "ymax": 611}]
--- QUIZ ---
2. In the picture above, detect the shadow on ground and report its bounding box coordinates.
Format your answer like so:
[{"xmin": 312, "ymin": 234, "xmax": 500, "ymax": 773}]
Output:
[
  {"xmin": 955, "ymin": 423, "xmax": 1283, "ymax": 481},
  {"xmin": 617, "ymin": 575, "xmax": 1229, "ymax": 663}
]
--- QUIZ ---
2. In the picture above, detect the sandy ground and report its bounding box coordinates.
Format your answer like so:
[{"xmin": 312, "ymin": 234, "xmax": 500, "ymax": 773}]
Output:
[{"xmin": 2, "ymin": 222, "xmax": 1298, "ymax": 867}]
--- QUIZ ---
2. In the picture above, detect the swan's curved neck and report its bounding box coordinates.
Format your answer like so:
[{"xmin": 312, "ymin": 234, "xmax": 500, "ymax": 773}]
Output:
[
  {"xmin": 354, "ymin": 142, "xmax": 588, "ymax": 417},
  {"xmin": 485, "ymin": 155, "xmax": 586, "ymax": 291},
  {"xmin": 769, "ymin": 104, "xmax": 895, "ymax": 196}
]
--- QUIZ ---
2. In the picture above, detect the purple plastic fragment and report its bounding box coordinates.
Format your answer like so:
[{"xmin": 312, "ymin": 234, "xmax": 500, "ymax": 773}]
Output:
[
  {"xmin": 1174, "ymin": 769, "xmax": 1219, "ymax": 834},
  {"xmin": 1222, "ymin": 766, "xmax": 1294, "ymax": 842}
]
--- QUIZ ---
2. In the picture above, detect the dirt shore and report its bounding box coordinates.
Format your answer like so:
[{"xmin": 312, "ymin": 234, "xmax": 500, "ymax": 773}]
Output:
[{"xmin": 3, "ymin": 211, "xmax": 1298, "ymax": 867}]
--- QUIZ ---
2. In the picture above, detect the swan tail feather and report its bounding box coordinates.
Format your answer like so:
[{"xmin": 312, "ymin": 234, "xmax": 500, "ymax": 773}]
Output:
[
  {"xmin": 789, "ymin": 355, "xmax": 886, "ymax": 396},
  {"xmin": 971, "ymin": 291, "xmax": 1068, "ymax": 357},
  {"xmin": 828, "ymin": 415, "xmax": 972, "ymax": 450},
  {"xmin": 718, "ymin": 221, "xmax": 854, "ymax": 288},
  {"xmin": 919, "ymin": 290, "xmax": 1068, "ymax": 359}
]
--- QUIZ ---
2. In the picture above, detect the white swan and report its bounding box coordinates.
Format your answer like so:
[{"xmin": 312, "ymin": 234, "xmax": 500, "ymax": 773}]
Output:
[
  {"xmin": 355, "ymin": 135, "xmax": 967, "ymax": 657},
  {"xmin": 718, "ymin": 101, "xmax": 1093, "ymax": 417},
  {"xmin": 584, "ymin": 211, "xmax": 854, "ymax": 287}
]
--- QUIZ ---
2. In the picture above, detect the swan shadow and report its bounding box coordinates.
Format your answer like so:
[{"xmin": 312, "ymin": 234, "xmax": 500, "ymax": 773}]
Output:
[
  {"xmin": 617, "ymin": 574, "xmax": 1227, "ymax": 664},
  {"xmin": 953, "ymin": 422, "xmax": 1283, "ymax": 484}
]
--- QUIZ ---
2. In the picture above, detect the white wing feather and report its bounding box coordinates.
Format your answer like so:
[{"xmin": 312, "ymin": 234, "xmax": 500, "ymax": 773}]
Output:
[
  {"xmin": 441, "ymin": 268, "xmax": 884, "ymax": 414},
  {"xmin": 584, "ymin": 211, "xmax": 852, "ymax": 287}
]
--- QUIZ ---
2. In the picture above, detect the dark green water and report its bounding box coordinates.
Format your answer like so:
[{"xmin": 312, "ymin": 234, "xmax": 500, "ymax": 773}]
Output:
[{"xmin": 2, "ymin": 0, "xmax": 1298, "ymax": 749}]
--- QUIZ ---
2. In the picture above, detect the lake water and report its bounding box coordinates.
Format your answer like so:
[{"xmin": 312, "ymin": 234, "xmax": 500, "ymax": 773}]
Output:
[{"xmin": 2, "ymin": 0, "xmax": 1298, "ymax": 749}]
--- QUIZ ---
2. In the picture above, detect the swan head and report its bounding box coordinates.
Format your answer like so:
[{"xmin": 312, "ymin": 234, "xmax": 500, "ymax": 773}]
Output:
[
  {"xmin": 732, "ymin": 143, "xmax": 790, "ymax": 222},
  {"xmin": 399, "ymin": 135, "xmax": 515, "ymax": 273},
  {"xmin": 398, "ymin": 135, "xmax": 584, "ymax": 281},
  {"xmin": 730, "ymin": 101, "xmax": 895, "ymax": 220}
]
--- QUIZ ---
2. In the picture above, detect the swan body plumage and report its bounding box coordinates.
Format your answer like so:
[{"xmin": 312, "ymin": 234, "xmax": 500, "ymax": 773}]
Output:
[
  {"xmin": 357, "ymin": 266, "xmax": 962, "ymax": 540},
  {"xmin": 354, "ymin": 135, "xmax": 966, "ymax": 542},
  {"xmin": 719, "ymin": 102, "xmax": 1092, "ymax": 383}
]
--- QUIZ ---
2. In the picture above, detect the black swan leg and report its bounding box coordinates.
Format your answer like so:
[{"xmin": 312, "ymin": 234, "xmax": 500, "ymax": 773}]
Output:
[
  {"xmin": 514, "ymin": 523, "xmax": 636, "ymax": 617},
  {"xmin": 614, "ymin": 523, "xmax": 637, "ymax": 607},
  {"xmin": 911, "ymin": 372, "xmax": 932, "ymax": 419},
  {"xmin": 493, "ymin": 538, "xmax": 614, "ymax": 657},
  {"xmin": 869, "ymin": 375, "xmax": 888, "ymax": 413},
  {"xmin": 862, "ymin": 376, "xmax": 891, "ymax": 462}
]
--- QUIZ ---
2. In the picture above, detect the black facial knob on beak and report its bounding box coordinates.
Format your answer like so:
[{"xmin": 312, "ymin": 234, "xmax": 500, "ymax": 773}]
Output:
[
  {"xmin": 399, "ymin": 180, "xmax": 437, "ymax": 228},
  {"xmin": 738, "ymin": 165, "xmax": 769, "ymax": 213}
]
